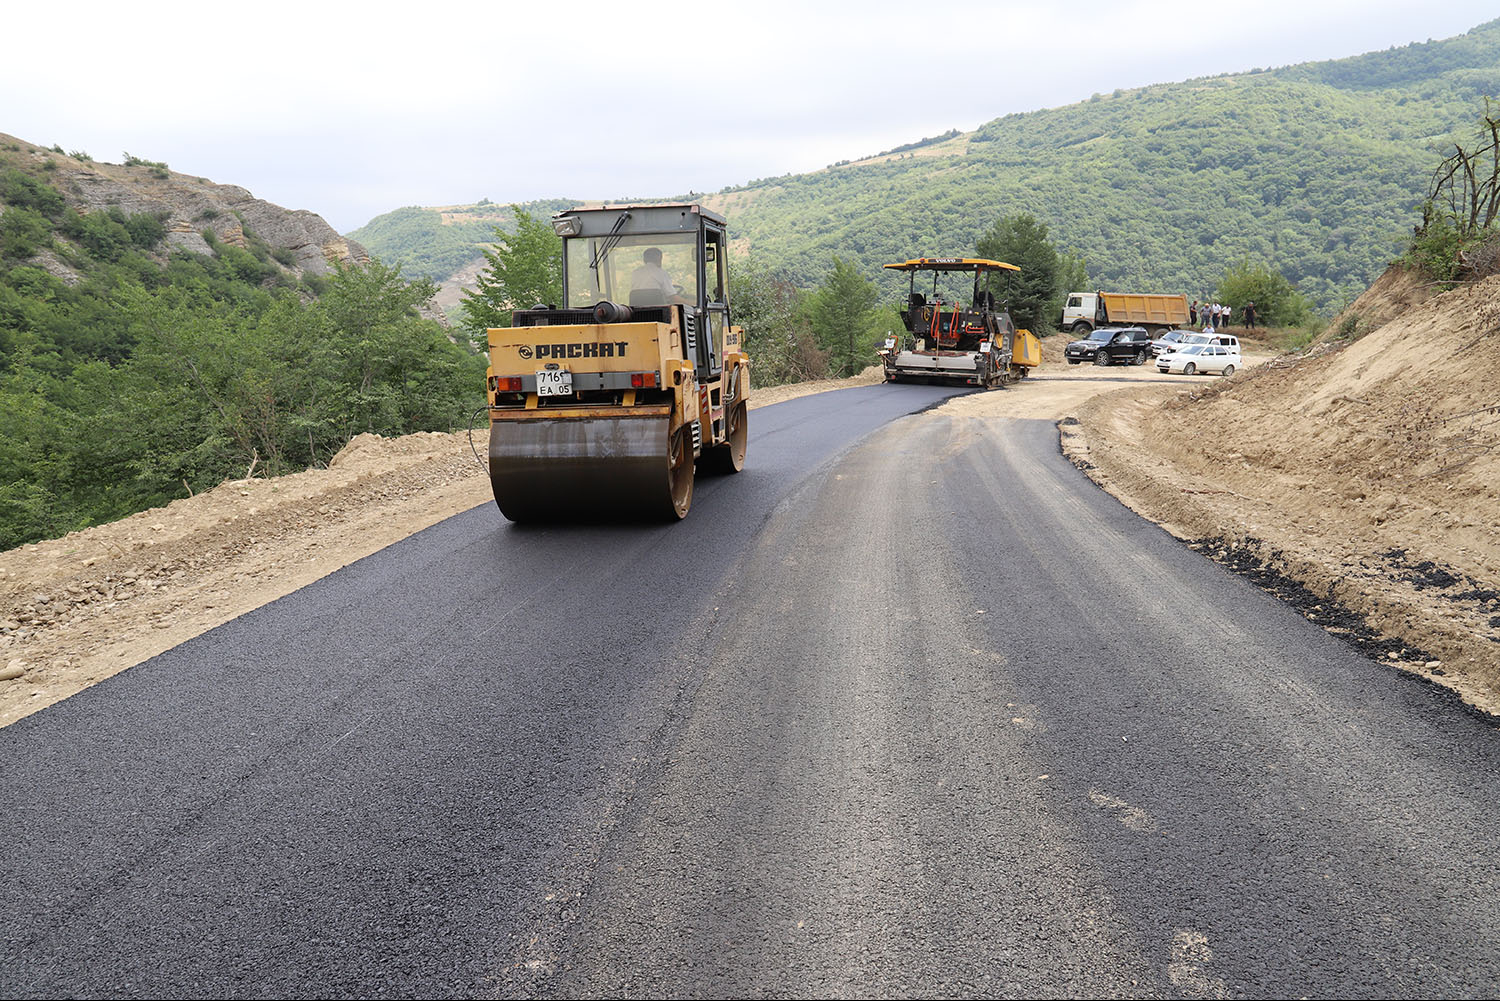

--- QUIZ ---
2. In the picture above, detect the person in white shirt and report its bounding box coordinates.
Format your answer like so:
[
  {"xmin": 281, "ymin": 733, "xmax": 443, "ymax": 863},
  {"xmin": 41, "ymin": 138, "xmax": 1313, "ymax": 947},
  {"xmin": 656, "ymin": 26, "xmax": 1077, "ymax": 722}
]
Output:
[{"xmin": 631, "ymin": 248, "xmax": 677, "ymax": 303}]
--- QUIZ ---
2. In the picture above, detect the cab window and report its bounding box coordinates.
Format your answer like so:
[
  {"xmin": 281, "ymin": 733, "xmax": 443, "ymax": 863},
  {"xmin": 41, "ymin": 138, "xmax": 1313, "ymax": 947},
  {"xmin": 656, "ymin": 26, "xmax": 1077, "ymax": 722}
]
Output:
[{"xmin": 704, "ymin": 230, "xmax": 726, "ymax": 304}]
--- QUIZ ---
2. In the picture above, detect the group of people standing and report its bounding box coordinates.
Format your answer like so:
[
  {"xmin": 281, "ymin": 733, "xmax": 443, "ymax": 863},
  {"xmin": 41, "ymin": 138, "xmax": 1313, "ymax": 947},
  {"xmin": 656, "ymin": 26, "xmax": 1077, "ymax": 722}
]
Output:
[{"xmin": 1189, "ymin": 300, "xmax": 1257, "ymax": 331}]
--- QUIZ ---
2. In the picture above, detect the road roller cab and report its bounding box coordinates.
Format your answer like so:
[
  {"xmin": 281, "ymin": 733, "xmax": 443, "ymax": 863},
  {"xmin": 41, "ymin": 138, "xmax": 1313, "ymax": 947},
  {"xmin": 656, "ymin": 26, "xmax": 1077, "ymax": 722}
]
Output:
[{"xmin": 485, "ymin": 204, "xmax": 750, "ymax": 522}]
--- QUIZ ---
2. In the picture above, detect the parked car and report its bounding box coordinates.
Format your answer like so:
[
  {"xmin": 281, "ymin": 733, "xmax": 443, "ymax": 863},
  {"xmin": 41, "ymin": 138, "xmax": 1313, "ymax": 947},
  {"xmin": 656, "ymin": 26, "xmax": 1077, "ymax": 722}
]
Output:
[
  {"xmin": 1156, "ymin": 342, "xmax": 1241, "ymax": 376},
  {"xmin": 1064, "ymin": 326, "xmax": 1153, "ymax": 366},
  {"xmin": 1160, "ymin": 332, "xmax": 1240, "ymax": 358},
  {"xmin": 1150, "ymin": 329, "xmax": 1192, "ymax": 358}
]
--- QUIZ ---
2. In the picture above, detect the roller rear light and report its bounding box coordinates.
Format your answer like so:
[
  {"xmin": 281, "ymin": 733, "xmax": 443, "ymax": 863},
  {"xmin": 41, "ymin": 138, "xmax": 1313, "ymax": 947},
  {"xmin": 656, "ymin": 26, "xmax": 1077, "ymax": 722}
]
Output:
[{"xmin": 631, "ymin": 372, "xmax": 657, "ymax": 388}]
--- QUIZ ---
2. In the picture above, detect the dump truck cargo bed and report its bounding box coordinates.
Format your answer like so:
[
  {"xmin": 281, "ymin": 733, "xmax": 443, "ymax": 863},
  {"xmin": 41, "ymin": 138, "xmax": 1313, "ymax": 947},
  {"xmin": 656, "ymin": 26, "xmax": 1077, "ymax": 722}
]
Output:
[{"xmin": 1098, "ymin": 292, "xmax": 1191, "ymax": 328}]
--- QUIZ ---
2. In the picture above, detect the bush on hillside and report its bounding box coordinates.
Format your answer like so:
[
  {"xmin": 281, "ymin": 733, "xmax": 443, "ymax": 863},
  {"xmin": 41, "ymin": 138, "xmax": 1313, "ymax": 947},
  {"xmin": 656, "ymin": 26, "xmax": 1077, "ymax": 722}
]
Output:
[
  {"xmin": 122, "ymin": 152, "xmax": 168, "ymax": 170},
  {"xmin": 60, "ymin": 208, "xmax": 133, "ymax": 262},
  {"xmin": 1405, "ymin": 209, "xmax": 1467, "ymax": 282},
  {"xmin": 0, "ymin": 207, "xmax": 52, "ymax": 261},
  {"xmin": 124, "ymin": 211, "xmax": 166, "ymax": 249},
  {"xmin": 1405, "ymin": 101, "xmax": 1500, "ymax": 282},
  {"xmin": 0, "ymin": 169, "xmax": 65, "ymax": 218}
]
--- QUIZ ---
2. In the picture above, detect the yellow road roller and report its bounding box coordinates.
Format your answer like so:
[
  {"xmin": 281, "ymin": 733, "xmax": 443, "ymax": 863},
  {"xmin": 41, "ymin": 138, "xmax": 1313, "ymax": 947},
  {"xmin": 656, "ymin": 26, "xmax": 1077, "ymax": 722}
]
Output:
[{"xmin": 485, "ymin": 204, "xmax": 750, "ymax": 522}]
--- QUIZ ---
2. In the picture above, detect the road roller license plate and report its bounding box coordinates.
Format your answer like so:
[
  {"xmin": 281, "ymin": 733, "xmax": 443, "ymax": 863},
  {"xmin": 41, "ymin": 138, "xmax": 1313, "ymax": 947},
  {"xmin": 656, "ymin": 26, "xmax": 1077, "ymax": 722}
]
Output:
[{"xmin": 536, "ymin": 369, "xmax": 572, "ymax": 396}]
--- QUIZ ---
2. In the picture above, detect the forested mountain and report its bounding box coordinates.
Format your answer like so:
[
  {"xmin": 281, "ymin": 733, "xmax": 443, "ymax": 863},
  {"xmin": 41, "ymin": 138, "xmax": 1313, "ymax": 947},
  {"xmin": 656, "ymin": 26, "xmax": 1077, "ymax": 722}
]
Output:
[
  {"xmin": 353, "ymin": 18, "xmax": 1500, "ymax": 313},
  {"xmin": 707, "ymin": 18, "xmax": 1500, "ymax": 311},
  {"xmin": 0, "ymin": 136, "xmax": 484, "ymax": 550}
]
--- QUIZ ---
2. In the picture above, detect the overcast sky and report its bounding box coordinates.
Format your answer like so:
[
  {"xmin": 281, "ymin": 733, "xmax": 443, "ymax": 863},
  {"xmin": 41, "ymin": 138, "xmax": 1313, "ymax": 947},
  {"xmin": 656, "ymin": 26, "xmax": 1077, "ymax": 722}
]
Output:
[{"xmin": 4, "ymin": 2, "xmax": 1496, "ymax": 233}]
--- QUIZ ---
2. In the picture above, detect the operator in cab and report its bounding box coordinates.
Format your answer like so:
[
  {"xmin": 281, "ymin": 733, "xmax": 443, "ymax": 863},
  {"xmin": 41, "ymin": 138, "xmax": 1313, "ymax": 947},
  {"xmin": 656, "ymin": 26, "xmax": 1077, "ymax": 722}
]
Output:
[{"xmin": 630, "ymin": 248, "xmax": 678, "ymax": 305}]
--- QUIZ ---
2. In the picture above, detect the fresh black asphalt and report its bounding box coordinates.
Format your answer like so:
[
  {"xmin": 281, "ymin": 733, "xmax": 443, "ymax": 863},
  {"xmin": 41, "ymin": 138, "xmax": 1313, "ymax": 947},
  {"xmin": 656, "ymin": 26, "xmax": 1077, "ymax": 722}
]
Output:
[{"xmin": 2, "ymin": 383, "xmax": 1498, "ymax": 998}]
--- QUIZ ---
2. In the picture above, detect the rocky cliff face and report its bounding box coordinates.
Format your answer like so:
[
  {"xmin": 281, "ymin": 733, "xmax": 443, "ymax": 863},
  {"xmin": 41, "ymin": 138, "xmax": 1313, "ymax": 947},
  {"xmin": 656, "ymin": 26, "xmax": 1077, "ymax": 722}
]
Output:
[{"xmin": 1, "ymin": 133, "xmax": 368, "ymax": 280}]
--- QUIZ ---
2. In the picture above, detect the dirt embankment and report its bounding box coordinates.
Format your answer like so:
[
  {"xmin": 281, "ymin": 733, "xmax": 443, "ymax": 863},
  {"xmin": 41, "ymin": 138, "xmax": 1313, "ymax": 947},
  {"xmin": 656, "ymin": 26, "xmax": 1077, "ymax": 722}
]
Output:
[{"xmin": 1061, "ymin": 266, "xmax": 1500, "ymax": 712}]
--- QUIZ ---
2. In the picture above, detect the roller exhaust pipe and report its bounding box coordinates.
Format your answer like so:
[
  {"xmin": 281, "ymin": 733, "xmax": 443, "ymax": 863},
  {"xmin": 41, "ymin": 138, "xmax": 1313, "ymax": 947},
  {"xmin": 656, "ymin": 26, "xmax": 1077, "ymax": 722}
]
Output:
[{"xmin": 592, "ymin": 300, "xmax": 634, "ymax": 324}]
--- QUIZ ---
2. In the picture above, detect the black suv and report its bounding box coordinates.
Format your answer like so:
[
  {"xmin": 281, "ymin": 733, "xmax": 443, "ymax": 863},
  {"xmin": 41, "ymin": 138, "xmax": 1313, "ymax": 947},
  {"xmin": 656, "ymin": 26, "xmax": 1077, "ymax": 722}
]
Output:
[{"xmin": 1064, "ymin": 327, "xmax": 1153, "ymax": 366}]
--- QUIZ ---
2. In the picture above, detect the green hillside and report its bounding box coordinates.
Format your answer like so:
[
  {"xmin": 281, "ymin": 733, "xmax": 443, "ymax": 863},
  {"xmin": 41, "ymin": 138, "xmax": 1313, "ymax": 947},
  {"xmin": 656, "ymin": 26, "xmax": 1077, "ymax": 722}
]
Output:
[
  {"xmin": 706, "ymin": 19, "xmax": 1500, "ymax": 311},
  {"xmin": 347, "ymin": 198, "xmax": 574, "ymax": 282},
  {"xmin": 354, "ymin": 19, "xmax": 1500, "ymax": 314},
  {"xmin": 0, "ymin": 142, "xmax": 485, "ymax": 550}
]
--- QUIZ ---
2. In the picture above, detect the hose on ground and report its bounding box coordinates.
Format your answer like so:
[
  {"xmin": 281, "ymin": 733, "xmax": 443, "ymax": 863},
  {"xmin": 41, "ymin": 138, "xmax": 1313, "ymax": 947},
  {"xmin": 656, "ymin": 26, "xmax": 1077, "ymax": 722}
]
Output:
[{"xmin": 466, "ymin": 407, "xmax": 488, "ymax": 473}]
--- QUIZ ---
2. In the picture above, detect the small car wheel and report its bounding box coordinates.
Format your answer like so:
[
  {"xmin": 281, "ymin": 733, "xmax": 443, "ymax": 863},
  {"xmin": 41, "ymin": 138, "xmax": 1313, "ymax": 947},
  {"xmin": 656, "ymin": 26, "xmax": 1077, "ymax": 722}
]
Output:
[
  {"xmin": 1222, "ymin": 364, "xmax": 1235, "ymax": 377},
  {"xmin": 1094, "ymin": 352, "xmax": 1110, "ymax": 367},
  {"xmin": 1183, "ymin": 362, "xmax": 1196, "ymax": 376},
  {"xmin": 1134, "ymin": 350, "xmax": 1146, "ymax": 365}
]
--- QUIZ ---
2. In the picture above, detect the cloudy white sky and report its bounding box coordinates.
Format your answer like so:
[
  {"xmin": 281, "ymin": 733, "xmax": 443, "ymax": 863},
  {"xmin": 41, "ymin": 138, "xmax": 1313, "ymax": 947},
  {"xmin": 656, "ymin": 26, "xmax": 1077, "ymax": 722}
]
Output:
[{"xmin": 4, "ymin": 2, "xmax": 1497, "ymax": 233}]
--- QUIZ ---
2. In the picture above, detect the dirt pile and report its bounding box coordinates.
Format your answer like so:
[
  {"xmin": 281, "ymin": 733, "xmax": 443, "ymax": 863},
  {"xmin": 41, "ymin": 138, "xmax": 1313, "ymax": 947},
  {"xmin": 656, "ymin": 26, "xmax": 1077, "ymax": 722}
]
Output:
[{"xmin": 1065, "ymin": 266, "xmax": 1500, "ymax": 710}]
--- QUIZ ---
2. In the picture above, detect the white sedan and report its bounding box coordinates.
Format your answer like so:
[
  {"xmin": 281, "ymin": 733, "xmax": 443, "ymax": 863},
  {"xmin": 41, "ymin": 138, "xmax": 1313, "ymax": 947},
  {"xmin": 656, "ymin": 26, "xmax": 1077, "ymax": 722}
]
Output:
[{"xmin": 1156, "ymin": 343, "xmax": 1240, "ymax": 376}]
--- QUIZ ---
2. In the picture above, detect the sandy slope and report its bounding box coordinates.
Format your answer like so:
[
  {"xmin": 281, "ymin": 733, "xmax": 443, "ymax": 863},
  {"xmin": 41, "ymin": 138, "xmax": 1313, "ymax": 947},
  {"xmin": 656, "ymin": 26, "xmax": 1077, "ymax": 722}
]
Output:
[{"xmin": 1061, "ymin": 268, "xmax": 1500, "ymax": 712}]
